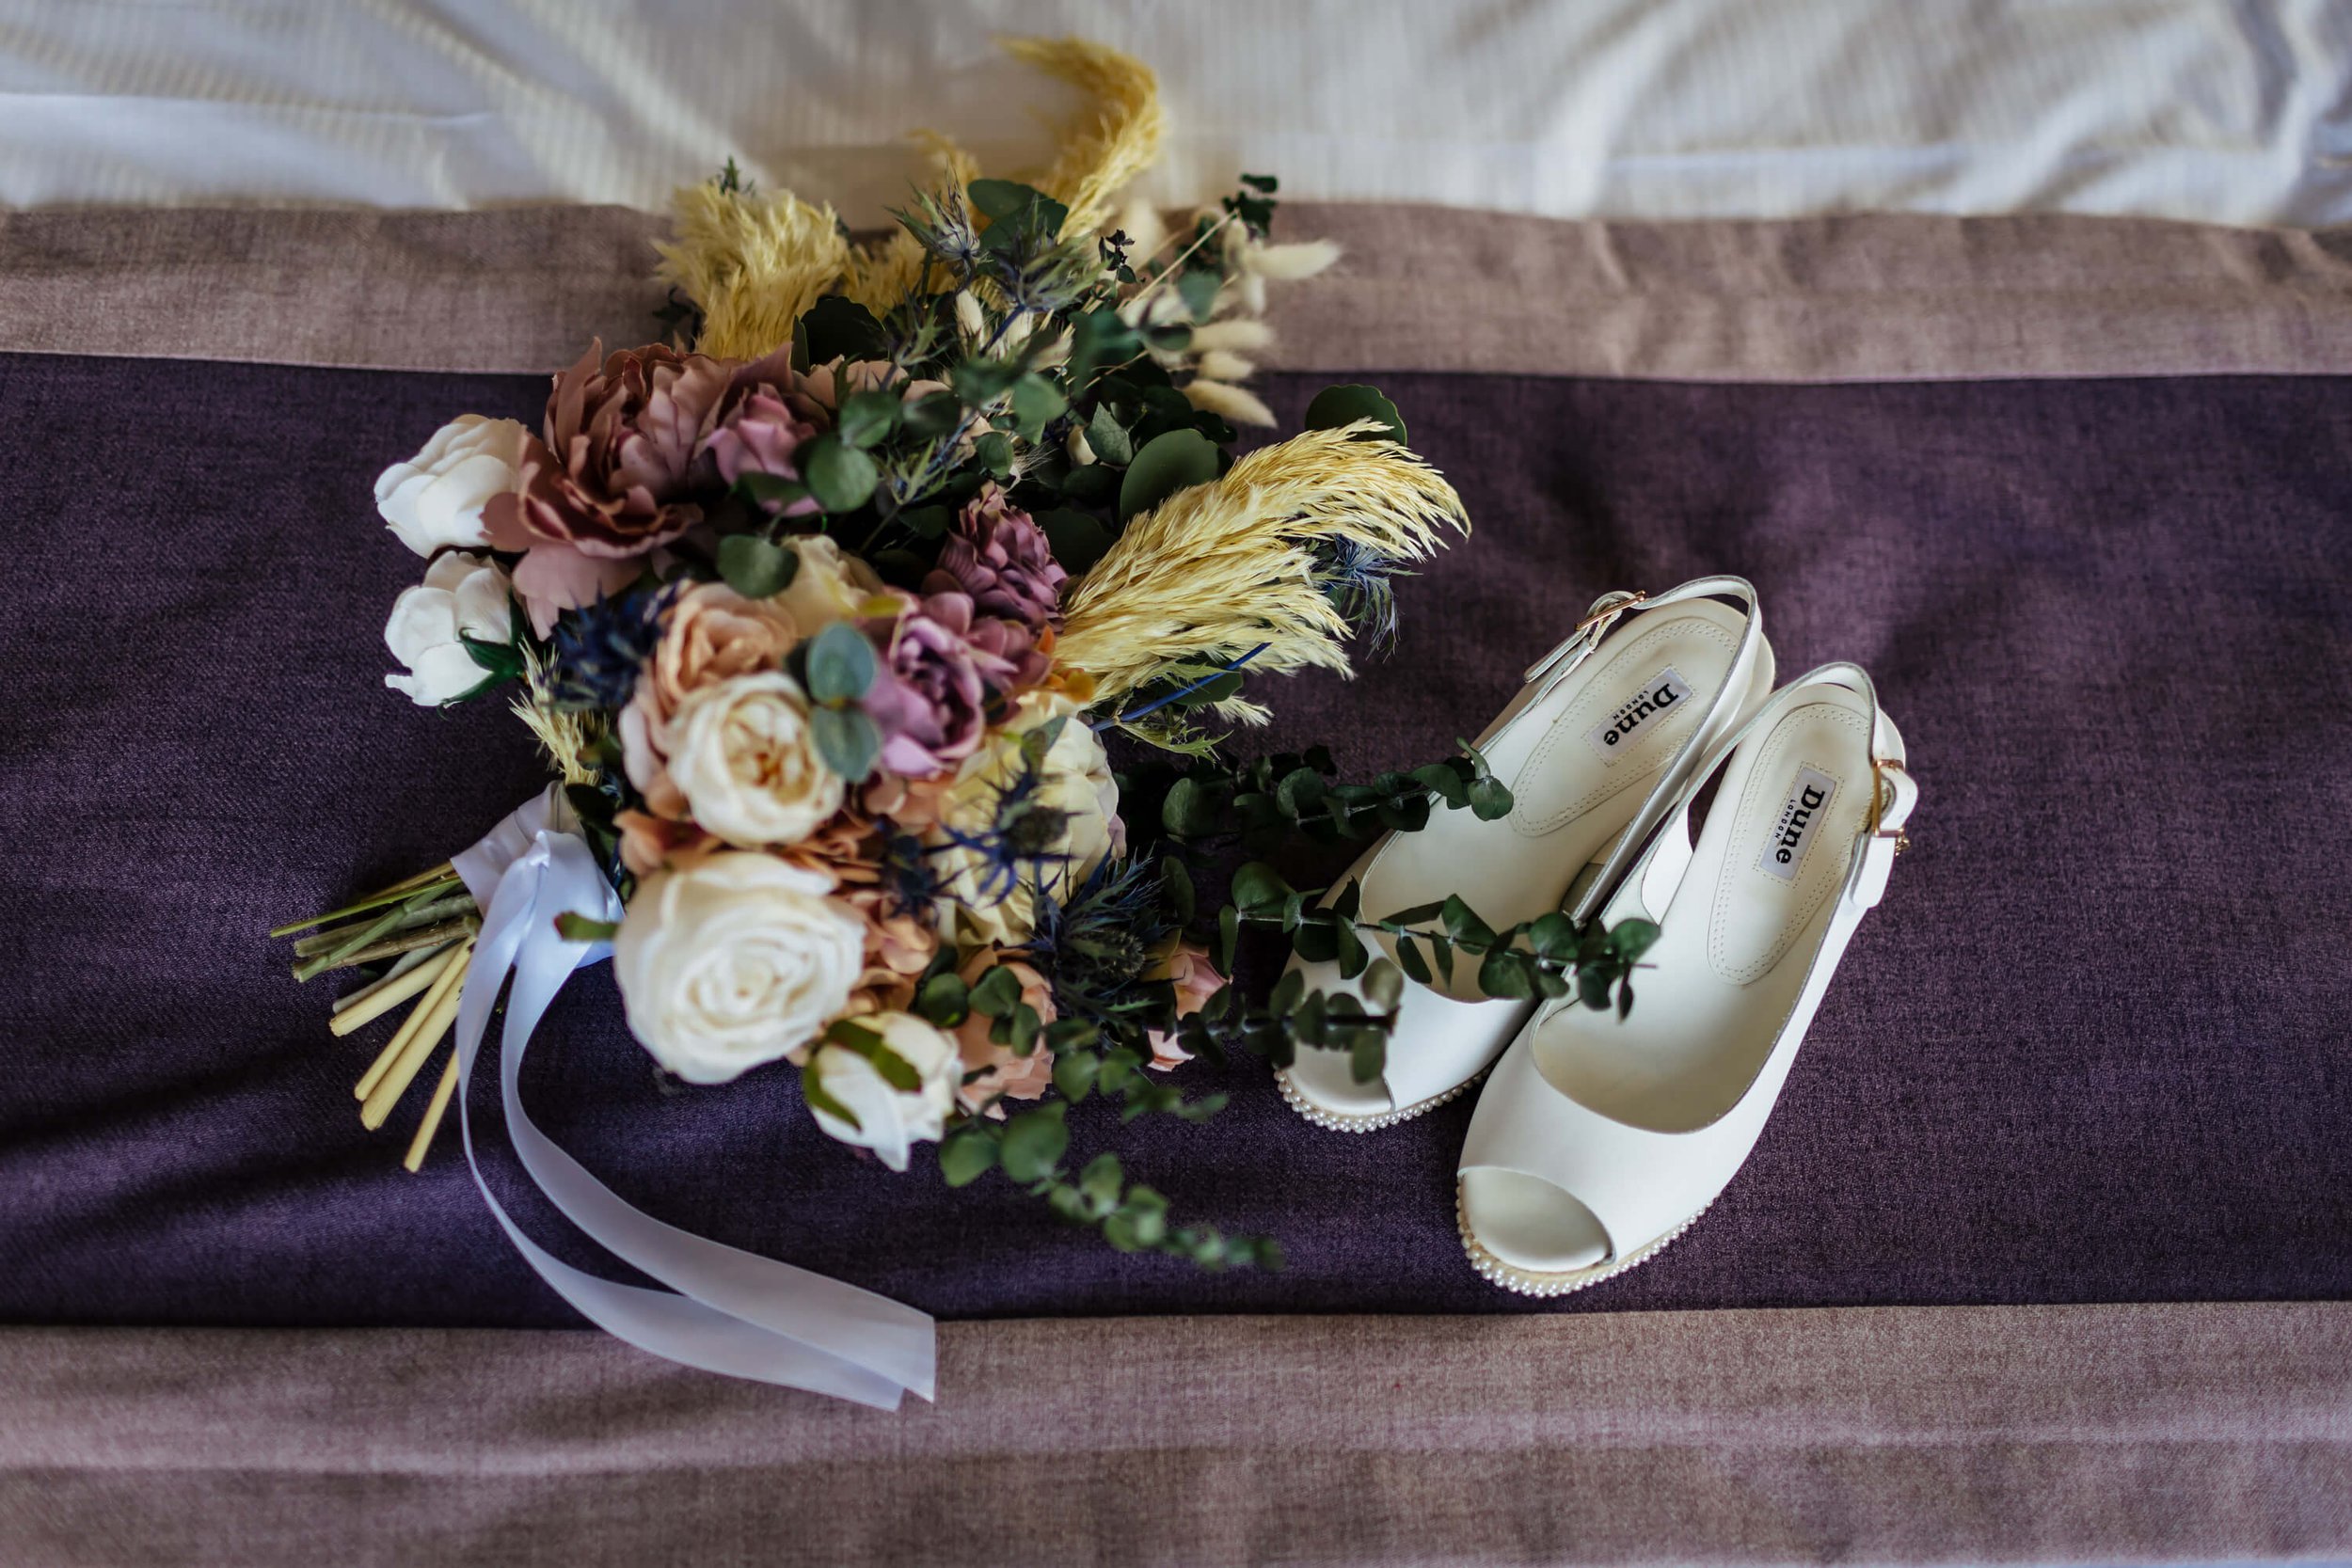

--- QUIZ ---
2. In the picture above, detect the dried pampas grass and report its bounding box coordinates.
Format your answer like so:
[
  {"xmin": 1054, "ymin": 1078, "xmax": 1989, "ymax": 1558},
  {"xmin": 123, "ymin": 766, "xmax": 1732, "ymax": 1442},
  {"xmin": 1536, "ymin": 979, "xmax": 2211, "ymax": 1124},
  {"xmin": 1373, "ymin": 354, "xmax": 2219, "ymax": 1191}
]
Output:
[
  {"xmin": 1006, "ymin": 37, "xmax": 1165, "ymax": 238},
  {"xmin": 655, "ymin": 182, "xmax": 849, "ymax": 360},
  {"xmin": 1057, "ymin": 424, "xmax": 1469, "ymax": 709}
]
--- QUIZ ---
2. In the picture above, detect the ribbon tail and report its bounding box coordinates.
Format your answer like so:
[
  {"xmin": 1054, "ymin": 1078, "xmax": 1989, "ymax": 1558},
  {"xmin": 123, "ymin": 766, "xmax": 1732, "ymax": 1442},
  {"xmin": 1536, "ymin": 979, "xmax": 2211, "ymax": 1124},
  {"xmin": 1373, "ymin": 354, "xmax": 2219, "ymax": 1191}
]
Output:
[{"xmin": 450, "ymin": 812, "xmax": 937, "ymax": 1406}]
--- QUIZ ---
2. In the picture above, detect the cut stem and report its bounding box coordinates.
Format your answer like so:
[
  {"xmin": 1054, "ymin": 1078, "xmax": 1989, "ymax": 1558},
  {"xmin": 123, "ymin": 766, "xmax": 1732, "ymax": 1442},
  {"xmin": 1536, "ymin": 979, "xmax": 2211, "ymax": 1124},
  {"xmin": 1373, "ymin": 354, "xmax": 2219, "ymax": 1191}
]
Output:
[
  {"xmin": 268, "ymin": 865, "xmax": 459, "ymax": 938},
  {"xmin": 402, "ymin": 1052, "xmax": 463, "ymax": 1173},
  {"xmin": 356, "ymin": 942, "xmax": 471, "ymax": 1102},
  {"xmin": 329, "ymin": 942, "xmax": 461, "ymax": 1037},
  {"xmin": 361, "ymin": 959, "xmax": 469, "ymax": 1131},
  {"xmin": 330, "ymin": 942, "xmax": 444, "ymax": 1017},
  {"xmin": 293, "ymin": 893, "xmax": 474, "ymax": 957},
  {"xmin": 297, "ymin": 916, "xmax": 478, "ymax": 981}
]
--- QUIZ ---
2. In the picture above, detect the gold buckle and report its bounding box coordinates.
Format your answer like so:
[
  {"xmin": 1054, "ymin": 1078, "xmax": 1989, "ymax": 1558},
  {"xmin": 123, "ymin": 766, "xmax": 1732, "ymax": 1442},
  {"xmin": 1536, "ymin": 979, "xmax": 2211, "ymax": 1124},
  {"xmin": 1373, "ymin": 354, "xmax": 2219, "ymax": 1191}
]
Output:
[
  {"xmin": 1572, "ymin": 589, "xmax": 1647, "ymax": 636},
  {"xmin": 1871, "ymin": 758, "xmax": 1912, "ymax": 855}
]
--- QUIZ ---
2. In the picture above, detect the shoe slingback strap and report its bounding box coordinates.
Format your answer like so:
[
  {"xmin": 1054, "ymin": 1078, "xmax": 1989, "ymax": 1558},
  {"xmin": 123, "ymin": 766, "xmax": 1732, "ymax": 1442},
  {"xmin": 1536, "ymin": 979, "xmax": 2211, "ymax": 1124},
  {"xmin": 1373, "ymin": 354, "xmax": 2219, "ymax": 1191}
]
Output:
[
  {"xmin": 1621, "ymin": 661, "xmax": 1912, "ymax": 930},
  {"xmin": 1349, "ymin": 574, "xmax": 1765, "ymax": 919},
  {"xmin": 1551, "ymin": 575, "xmax": 1770, "ymax": 928}
]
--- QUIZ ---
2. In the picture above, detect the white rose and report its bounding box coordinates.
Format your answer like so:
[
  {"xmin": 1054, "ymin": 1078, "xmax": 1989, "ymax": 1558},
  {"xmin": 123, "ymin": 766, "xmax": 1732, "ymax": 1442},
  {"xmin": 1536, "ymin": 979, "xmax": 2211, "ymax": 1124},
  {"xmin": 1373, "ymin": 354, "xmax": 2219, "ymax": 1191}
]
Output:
[
  {"xmin": 383, "ymin": 551, "xmax": 514, "ymax": 706},
  {"xmin": 373, "ymin": 415, "xmax": 529, "ymax": 557},
  {"xmin": 613, "ymin": 853, "xmax": 865, "ymax": 1085},
  {"xmin": 666, "ymin": 672, "xmax": 847, "ymax": 847},
  {"xmin": 807, "ymin": 1011, "xmax": 961, "ymax": 1172},
  {"xmin": 929, "ymin": 691, "xmax": 1123, "ymax": 945},
  {"xmin": 777, "ymin": 534, "xmax": 885, "ymax": 634}
]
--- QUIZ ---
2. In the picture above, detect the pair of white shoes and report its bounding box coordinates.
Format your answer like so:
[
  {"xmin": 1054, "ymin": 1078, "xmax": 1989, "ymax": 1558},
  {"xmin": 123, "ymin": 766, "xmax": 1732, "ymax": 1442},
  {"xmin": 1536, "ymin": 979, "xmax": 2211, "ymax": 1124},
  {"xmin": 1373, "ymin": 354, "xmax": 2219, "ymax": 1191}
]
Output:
[{"xmin": 1276, "ymin": 577, "xmax": 1917, "ymax": 1295}]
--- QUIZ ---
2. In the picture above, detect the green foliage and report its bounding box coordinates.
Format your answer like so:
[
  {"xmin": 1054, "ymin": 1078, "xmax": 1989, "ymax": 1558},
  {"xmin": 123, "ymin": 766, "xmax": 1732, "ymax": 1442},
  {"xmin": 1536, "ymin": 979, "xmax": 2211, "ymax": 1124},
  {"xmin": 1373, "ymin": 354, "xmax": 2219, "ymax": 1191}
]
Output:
[
  {"xmin": 1160, "ymin": 739, "xmax": 1510, "ymax": 851},
  {"xmin": 1303, "ymin": 384, "xmax": 1407, "ymax": 445},
  {"xmin": 1119, "ymin": 428, "xmax": 1220, "ymax": 520},
  {"xmin": 1207, "ymin": 857, "xmax": 1661, "ymax": 1085},
  {"xmin": 715, "ymin": 534, "xmax": 799, "ymax": 599}
]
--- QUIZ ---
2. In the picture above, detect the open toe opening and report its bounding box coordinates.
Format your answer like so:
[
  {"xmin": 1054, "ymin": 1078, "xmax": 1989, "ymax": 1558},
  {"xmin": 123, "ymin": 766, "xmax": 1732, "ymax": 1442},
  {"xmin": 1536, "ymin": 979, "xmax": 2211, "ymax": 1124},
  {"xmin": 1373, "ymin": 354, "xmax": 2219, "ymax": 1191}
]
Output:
[{"xmin": 1460, "ymin": 1168, "xmax": 1611, "ymax": 1273}]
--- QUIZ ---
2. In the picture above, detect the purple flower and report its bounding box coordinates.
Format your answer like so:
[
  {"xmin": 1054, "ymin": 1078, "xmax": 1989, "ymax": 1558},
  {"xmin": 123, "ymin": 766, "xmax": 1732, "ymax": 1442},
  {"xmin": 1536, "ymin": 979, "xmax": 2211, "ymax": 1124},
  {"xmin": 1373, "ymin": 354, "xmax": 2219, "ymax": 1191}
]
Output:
[
  {"xmin": 699, "ymin": 357, "xmax": 829, "ymax": 517},
  {"xmin": 861, "ymin": 592, "xmax": 1017, "ymax": 779},
  {"xmin": 924, "ymin": 484, "xmax": 1067, "ymax": 632}
]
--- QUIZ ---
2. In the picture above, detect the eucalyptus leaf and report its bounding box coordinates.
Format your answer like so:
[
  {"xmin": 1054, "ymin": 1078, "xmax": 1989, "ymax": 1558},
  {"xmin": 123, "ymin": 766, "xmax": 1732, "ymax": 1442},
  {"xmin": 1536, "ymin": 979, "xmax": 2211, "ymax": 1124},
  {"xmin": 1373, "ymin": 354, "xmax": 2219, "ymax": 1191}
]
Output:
[
  {"xmin": 798, "ymin": 294, "xmax": 886, "ymax": 366},
  {"xmin": 835, "ymin": 389, "xmax": 899, "ymax": 449},
  {"xmin": 1010, "ymin": 373, "xmax": 1068, "ymax": 435},
  {"xmin": 1303, "ymin": 384, "xmax": 1407, "ymax": 444},
  {"xmin": 808, "ymin": 704, "xmax": 881, "ymax": 783},
  {"xmin": 805, "ymin": 438, "xmax": 880, "ymax": 513},
  {"xmin": 1477, "ymin": 948, "xmax": 1534, "ymax": 1000},
  {"xmin": 804, "ymin": 622, "xmax": 878, "ymax": 704},
  {"xmin": 938, "ymin": 1131, "xmax": 997, "ymax": 1187},
  {"xmin": 968, "ymin": 964, "xmax": 1024, "ymax": 1018},
  {"xmin": 999, "ymin": 1104, "xmax": 1070, "ymax": 1183},
  {"xmin": 917, "ymin": 971, "xmax": 970, "ymax": 1026},
  {"xmin": 1038, "ymin": 508, "xmax": 1113, "ymax": 575},
  {"xmin": 1119, "ymin": 428, "xmax": 1219, "ymax": 520},
  {"xmin": 716, "ymin": 534, "xmax": 799, "ymax": 599},
  {"xmin": 1084, "ymin": 404, "xmax": 1134, "ymax": 466}
]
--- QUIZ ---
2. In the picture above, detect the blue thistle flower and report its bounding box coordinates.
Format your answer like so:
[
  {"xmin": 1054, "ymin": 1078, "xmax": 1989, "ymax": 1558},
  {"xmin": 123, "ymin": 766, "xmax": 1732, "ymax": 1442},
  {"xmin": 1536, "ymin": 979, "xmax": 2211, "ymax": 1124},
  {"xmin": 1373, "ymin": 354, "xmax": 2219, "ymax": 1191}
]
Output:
[
  {"xmin": 1313, "ymin": 537, "xmax": 1406, "ymax": 655},
  {"xmin": 549, "ymin": 582, "xmax": 676, "ymax": 712}
]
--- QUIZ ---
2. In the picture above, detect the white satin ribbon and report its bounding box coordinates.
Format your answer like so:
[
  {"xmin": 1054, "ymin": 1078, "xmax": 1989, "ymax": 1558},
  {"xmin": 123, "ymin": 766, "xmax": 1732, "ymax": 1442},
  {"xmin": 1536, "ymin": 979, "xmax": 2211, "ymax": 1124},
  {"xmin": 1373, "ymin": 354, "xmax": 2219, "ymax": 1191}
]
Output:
[{"xmin": 446, "ymin": 786, "xmax": 937, "ymax": 1409}]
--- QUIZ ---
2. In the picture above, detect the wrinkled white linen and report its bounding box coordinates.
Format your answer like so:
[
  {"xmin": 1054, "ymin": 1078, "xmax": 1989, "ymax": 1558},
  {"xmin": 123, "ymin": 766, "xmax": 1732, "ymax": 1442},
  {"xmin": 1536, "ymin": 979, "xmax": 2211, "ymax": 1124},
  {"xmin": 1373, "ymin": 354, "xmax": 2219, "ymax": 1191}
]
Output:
[{"xmin": 2, "ymin": 0, "xmax": 2348, "ymax": 227}]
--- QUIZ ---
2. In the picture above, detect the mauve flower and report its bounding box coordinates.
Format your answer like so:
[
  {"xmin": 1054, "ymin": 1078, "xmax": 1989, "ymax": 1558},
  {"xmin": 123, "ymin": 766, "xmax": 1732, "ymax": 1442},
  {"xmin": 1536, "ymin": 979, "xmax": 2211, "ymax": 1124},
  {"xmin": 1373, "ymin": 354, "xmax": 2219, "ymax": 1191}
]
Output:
[
  {"xmin": 485, "ymin": 341, "xmax": 732, "ymax": 633},
  {"xmin": 925, "ymin": 483, "xmax": 1067, "ymax": 633},
  {"xmin": 859, "ymin": 591, "xmax": 1015, "ymax": 780},
  {"xmin": 701, "ymin": 356, "xmax": 829, "ymax": 515},
  {"xmin": 952, "ymin": 950, "xmax": 1057, "ymax": 1116}
]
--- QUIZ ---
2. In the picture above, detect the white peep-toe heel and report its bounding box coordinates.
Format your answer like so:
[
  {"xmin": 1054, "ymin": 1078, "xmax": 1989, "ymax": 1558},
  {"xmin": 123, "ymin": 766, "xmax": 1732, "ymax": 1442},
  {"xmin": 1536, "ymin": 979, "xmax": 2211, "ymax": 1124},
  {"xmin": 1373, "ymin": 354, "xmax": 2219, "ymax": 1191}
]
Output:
[
  {"xmin": 1455, "ymin": 662, "xmax": 1916, "ymax": 1294},
  {"xmin": 1277, "ymin": 577, "xmax": 1777, "ymax": 1131}
]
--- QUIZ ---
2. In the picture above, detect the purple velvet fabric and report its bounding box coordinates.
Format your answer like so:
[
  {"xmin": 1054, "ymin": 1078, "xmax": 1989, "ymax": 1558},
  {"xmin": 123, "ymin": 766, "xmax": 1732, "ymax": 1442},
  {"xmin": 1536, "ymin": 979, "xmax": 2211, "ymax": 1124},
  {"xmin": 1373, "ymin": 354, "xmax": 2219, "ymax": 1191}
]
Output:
[{"xmin": 1, "ymin": 353, "xmax": 2347, "ymax": 1327}]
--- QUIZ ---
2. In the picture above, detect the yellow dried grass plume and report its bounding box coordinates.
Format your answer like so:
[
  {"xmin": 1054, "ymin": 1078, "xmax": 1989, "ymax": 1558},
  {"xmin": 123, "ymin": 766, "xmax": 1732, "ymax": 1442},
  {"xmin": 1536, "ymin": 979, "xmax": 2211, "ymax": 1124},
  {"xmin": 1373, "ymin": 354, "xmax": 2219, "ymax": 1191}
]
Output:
[
  {"xmin": 1003, "ymin": 36, "xmax": 1165, "ymax": 238},
  {"xmin": 1057, "ymin": 425, "xmax": 1470, "ymax": 710},
  {"xmin": 660, "ymin": 38, "xmax": 1159, "ymax": 346},
  {"xmin": 655, "ymin": 182, "xmax": 849, "ymax": 360}
]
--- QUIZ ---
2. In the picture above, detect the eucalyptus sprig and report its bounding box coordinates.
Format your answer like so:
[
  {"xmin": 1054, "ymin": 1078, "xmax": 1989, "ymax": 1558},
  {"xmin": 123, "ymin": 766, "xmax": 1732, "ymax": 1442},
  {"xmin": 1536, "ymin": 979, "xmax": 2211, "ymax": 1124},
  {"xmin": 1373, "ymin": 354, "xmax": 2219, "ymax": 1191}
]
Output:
[
  {"xmin": 938, "ymin": 1109, "xmax": 1279, "ymax": 1268},
  {"xmin": 1161, "ymin": 738, "xmax": 1512, "ymax": 851}
]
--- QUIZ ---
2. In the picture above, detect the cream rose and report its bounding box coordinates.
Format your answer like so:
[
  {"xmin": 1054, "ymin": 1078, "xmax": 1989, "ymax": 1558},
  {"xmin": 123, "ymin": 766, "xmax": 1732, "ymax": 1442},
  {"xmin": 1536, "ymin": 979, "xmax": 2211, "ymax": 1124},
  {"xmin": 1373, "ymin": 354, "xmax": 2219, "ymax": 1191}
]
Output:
[
  {"xmin": 618, "ymin": 583, "xmax": 799, "ymax": 818},
  {"xmin": 665, "ymin": 671, "xmax": 847, "ymax": 847},
  {"xmin": 777, "ymin": 534, "xmax": 886, "ymax": 635},
  {"xmin": 927, "ymin": 691, "xmax": 1123, "ymax": 945},
  {"xmin": 383, "ymin": 550, "xmax": 514, "ymax": 706},
  {"xmin": 612, "ymin": 853, "xmax": 865, "ymax": 1084},
  {"xmin": 806, "ymin": 1010, "xmax": 961, "ymax": 1171},
  {"xmin": 374, "ymin": 415, "xmax": 529, "ymax": 556}
]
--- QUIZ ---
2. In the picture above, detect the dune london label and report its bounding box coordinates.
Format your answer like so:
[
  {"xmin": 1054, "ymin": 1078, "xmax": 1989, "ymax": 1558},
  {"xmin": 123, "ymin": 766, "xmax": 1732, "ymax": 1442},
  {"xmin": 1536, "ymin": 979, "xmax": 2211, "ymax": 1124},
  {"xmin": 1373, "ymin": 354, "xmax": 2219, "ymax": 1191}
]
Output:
[
  {"xmin": 1757, "ymin": 765, "xmax": 1839, "ymax": 883},
  {"xmin": 1581, "ymin": 666, "xmax": 1692, "ymax": 765}
]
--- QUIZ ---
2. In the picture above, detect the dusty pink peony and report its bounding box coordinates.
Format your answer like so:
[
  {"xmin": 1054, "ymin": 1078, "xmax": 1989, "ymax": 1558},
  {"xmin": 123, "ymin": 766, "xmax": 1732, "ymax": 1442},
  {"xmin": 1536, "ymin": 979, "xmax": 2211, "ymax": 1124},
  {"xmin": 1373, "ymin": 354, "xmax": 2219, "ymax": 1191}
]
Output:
[
  {"xmin": 485, "ymin": 340, "xmax": 734, "ymax": 634},
  {"xmin": 858, "ymin": 591, "xmax": 1015, "ymax": 780},
  {"xmin": 701, "ymin": 354, "xmax": 831, "ymax": 515}
]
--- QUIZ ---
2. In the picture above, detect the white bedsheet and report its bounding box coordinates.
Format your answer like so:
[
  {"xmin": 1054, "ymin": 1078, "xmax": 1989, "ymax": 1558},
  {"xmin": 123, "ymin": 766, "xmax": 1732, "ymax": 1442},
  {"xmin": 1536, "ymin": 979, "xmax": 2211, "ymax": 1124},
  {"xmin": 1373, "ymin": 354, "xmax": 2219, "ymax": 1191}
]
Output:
[{"xmin": 3, "ymin": 0, "xmax": 2348, "ymax": 227}]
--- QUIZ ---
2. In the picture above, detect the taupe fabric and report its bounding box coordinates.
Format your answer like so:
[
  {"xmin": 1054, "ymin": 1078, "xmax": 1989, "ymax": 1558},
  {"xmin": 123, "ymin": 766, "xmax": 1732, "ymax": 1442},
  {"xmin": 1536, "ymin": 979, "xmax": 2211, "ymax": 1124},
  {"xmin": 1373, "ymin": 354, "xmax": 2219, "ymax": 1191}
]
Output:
[
  {"xmin": 7, "ymin": 203, "xmax": 2352, "ymax": 379},
  {"xmin": 5, "ymin": 1305, "xmax": 2348, "ymax": 1566}
]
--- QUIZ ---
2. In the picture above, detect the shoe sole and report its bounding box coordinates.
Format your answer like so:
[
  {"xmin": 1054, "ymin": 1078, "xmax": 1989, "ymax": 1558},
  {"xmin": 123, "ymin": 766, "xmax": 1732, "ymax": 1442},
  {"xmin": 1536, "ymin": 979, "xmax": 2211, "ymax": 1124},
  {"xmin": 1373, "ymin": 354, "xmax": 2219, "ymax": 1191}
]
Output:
[
  {"xmin": 1274, "ymin": 1064, "xmax": 1487, "ymax": 1133},
  {"xmin": 1455, "ymin": 1181, "xmax": 1713, "ymax": 1297}
]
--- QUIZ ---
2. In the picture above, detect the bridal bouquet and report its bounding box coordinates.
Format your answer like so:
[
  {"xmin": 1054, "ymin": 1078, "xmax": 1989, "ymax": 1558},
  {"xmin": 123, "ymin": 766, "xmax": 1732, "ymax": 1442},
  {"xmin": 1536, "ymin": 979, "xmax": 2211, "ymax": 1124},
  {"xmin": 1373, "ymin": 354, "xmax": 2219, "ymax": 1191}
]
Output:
[{"xmin": 270, "ymin": 40, "xmax": 1651, "ymax": 1275}]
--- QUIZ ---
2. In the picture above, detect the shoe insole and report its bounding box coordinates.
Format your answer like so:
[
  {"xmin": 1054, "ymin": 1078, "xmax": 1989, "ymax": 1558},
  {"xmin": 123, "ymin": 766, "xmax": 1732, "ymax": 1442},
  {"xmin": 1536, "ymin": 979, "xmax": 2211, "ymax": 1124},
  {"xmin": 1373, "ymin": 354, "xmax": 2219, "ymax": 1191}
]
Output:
[
  {"xmin": 1530, "ymin": 685, "xmax": 1876, "ymax": 1133},
  {"xmin": 1358, "ymin": 604, "xmax": 1746, "ymax": 1001}
]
